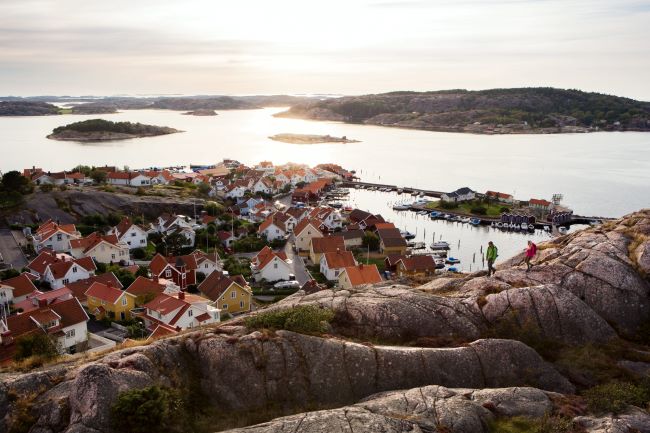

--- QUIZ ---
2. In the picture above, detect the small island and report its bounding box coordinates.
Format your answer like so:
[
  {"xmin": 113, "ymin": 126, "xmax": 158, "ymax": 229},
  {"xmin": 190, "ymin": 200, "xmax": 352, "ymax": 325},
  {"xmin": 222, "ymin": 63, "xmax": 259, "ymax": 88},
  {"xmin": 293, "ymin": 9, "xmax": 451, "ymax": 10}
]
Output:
[
  {"xmin": 47, "ymin": 119, "xmax": 181, "ymax": 141},
  {"xmin": 269, "ymin": 133, "xmax": 360, "ymax": 144},
  {"xmin": 182, "ymin": 109, "xmax": 218, "ymax": 116}
]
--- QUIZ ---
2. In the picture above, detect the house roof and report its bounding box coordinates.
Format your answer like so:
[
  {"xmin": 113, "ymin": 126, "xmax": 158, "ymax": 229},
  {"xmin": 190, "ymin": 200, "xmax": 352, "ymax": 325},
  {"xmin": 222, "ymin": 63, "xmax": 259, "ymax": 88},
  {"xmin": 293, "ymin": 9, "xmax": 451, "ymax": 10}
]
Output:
[
  {"xmin": 310, "ymin": 236, "xmax": 345, "ymax": 254},
  {"xmin": 50, "ymin": 297, "xmax": 89, "ymax": 328},
  {"xmin": 301, "ymin": 279, "xmax": 324, "ymax": 294},
  {"xmin": 198, "ymin": 271, "xmax": 248, "ymax": 302},
  {"xmin": 84, "ymin": 282, "xmax": 130, "ymax": 304},
  {"xmin": 397, "ymin": 255, "xmax": 437, "ymax": 272},
  {"xmin": 486, "ymin": 191, "xmax": 513, "ymax": 199},
  {"xmin": 35, "ymin": 220, "xmax": 78, "ymax": 242},
  {"xmin": 143, "ymin": 293, "xmax": 187, "ymax": 315},
  {"xmin": 377, "ymin": 228, "xmax": 407, "ymax": 248},
  {"xmin": 285, "ymin": 207, "xmax": 308, "ymax": 220},
  {"xmin": 385, "ymin": 254, "xmax": 407, "ymax": 267},
  {"xmin": 348, "ymin": 209, "xmax": 373, "ymax": 223},
  {"xmin": 148, "ymin": 323, "xmax": 178, "ymax": 339},
  {"xmin": 125, "ymin": 276, "xmax": 167, "ymax": 297},
  {"xmin": 341, "ymin": 264, "xmax": 382, "ymax": 286},
  {"xmin": 65, "ymin": 273, "xmax": 122, "ymax": 302},
  {"xmin": 114, "ymin": 217, "xmax": 146, "ymax": 238},
  {"xmin": 258, "ymin": 213, "xmax": 288, "ymax": 233},
  {"xmin": 0, "ymin": 273, "xmax": 38, "ymax": 298},
  {"xmin": 70, "ymin": 232, "xmax": 122, "ymax": 254},
  {"xmin": 322, "ymin": 251, "xmax": 356, "ymax": 269},
  {"xmin": 256, "ymin": 248, "xmax": 288, "ymax": 270},
  {"xmin": 47, "ymin": 256, "xmax": 96, "ymax": 279},
  {"xmin": 5, "ymin": 297, "xmax": 88, "ymax": 341},
  {"xmin": 342, "ymin": 230, "xmax": 364, "ymax": 240},
  {"xmin": 294, "ymin": 218, "xmax": 323, "ymax": 237},
  {"xmin": 530, "ymin": 198, "xmax": 552, "ymax": 206},
  {"xmin": 107, "ymin": 171, "xmax": 149, "ymax": 180},
  {"xmin": 374, "ymin": 222, "xmax": 396, "ymax": 230}
]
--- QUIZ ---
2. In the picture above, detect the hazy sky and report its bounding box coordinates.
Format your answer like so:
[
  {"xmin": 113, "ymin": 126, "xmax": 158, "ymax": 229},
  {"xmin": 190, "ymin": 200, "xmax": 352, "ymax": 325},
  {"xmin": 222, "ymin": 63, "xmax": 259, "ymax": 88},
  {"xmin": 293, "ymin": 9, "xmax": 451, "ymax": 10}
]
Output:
[{"xmin": 2, "ymin": 0, "xmax": 649, "ymax": 99}]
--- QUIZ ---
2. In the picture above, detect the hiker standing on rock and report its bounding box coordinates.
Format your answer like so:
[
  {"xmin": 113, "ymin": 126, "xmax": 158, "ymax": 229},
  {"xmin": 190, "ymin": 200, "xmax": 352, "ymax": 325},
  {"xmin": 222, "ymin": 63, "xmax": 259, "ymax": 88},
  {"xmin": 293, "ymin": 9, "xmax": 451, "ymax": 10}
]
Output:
[
  {"xmin": 524, "ymin": 240, "xmax": 537, "ymax": 272},
  {"xmin": 486, "ymin": 241, "xmax": 498, "ymax": 276}
]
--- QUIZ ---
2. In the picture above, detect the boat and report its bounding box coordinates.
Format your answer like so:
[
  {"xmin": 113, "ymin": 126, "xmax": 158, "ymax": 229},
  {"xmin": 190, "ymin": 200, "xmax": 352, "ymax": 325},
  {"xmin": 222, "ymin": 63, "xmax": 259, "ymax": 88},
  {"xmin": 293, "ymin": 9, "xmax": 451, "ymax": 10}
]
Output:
[
  {"xmin": 329, "ymin": 202, "xmax": 343, "ymax": 208},
  {"xmin": 470, "ymin": 218, "xmax": 481, "ymax": 226},
  {"xmin": 445, "ymin": 257, "xmax": 461, "ymax": 264},
  {"xmin": 460, "ymin": 217, "xmax": 471, "ymax": 223},
  {"xmin": 521, "ymin": 223, "xmax": 528, "ymax": 230},
  {"xmin": 430, "ymin": 241, "xmax": 451, "ymax": 250},
  {"xmin": 543, "ymin": 226, "xmax": 550, "ymax": 231},
  {"xmin": 447, "ymin": 267, "xmax": 459, "ymax": 273},
  {"xmin": 355, "ymin": 185, "xmax": 360, "ymax": 189},
  {"xmin": 397, "ymin": 188, "xmax": 403, "ymax": 194},
  {"xmin": 392, "ymin": 204, "xmax": 411, "ymax": 211},
  {"xmin": 450, "ymin": 215, "xmax": 461, "ymax": 222},
  {"xmin": 496, "ymin": 222, "xmax": 503, "ymax": 228},
  {"xmin": 401, "ymin": 230, "xmax": 416, "ymax": 240},
  {"xmin": 418, "ymin": 192, "xmax": 425, "ymax": 197},
  {"xmin": 417, "ymin": 210, "xmax": 428, "ymax": 216},
  {"xmin": 443, "ymin": 214, "xmax": 453, "ymax": 220},
  {"xmin": 359, "ymin": 185, "xmax": 365, "ymax": 189},
  {"xmin": 510, "ymin": 223, "xmax": 518, "ymax": 230},
  {"xmin": 343, "ymin": 205, "xmax": 353, "ymax": 212},
  {"xmin": 434, "ymin": 258, "xmax": 446, "ymax": 269},
  {"xmin": 411, "ymin": 191, "xmax": 419, "ymax": 196},
  {"xmin": 558, "ymin": 226, "xmax": 568, "ymax": 234},
  {"xmin": 407, "ymin": 241, "xmax": 426, "ymax": 250},
  {"xmin": 429, "ymin": 211, "xmax": 441, "ymax": 219}
]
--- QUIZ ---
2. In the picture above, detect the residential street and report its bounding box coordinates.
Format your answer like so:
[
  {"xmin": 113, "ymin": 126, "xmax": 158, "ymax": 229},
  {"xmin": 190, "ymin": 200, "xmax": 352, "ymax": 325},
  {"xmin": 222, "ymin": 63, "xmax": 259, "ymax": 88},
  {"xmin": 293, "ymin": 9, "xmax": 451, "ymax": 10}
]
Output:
[
  {"xmin": 284, "ymin": 235, "xmax": 311, "ymax": 285},
  {"xmin": 0, "ymin": 229, "xmax": 28, "ymax": 270}
]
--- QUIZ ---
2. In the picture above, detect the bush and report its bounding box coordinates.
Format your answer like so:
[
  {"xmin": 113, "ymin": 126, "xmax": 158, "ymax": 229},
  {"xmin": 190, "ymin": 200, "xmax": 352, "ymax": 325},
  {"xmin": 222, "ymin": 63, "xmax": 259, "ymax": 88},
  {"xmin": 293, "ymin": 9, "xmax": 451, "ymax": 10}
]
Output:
[
  {"xmin": 488, "ymin": 414, "xmax": 580, "ymax": 433},
  {"xmin": 245, "ymin": 305, "xmax": 334, "ymax": 334},
  {"xmin": 39, "ymin": 184, "xmax": 54, "ymax": 192},
  {"xmin": 471, "ymin": 205, "xmax": 488, "ymax": 215},
  {"xmin": 583, "ymin": 380, "xmax": 650, "ymax": 414},
  {"xmin": 132, "ymin": 247, "xmax": 146, "ymax": 260},
  {"xmin": 58, "ymin": 184, "xmax": 68, "ymax": 191},
  {"xmin": 440, "ymin": 201, "xmax": 458, "ymax": 209},
  {"xmin": 500, "ymin": 206, "xmax": 511, "ymax": 213},
  {"xmin": 111, "ymin": 386, "xmax": 183, "ymax": 433},
  {"xmin": 13, "ymin": 334, "xmax": 58, "ymax": 361}
]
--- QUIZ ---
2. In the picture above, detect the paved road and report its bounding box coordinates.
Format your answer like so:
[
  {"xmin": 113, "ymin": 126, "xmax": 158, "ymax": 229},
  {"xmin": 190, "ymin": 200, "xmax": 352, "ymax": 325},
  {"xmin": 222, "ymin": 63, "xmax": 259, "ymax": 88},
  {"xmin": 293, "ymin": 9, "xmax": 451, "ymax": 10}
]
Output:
[
  {"xmin": 284, "ymin": 235, "xmax": 311, "ymax": 285},
  {"xmin": 0, "ymin": 229, "xmax": 28, "ymax": 270}
]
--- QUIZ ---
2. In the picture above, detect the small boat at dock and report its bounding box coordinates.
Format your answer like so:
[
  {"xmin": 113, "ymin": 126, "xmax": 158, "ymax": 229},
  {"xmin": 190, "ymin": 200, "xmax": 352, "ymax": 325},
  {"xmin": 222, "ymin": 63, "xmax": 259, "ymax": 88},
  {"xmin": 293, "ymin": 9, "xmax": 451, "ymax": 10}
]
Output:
[
  {"xmin": 407, "ymin": 241, "xmax": 426, "ymax": 250},
  {"xmin": 397, "ymin": 188, "xmax": 403, "ymax": 194},
  {"xmin": 445, "ymin": 257, "xmax": 461, "ymax": 264},
  {"xmin": 417, "ymin": 210, "xmax": 428, "ymax": 216},
  {"xmin": 470, "ymin": 218, "xmax": 481, "ymax": 226},
  {"xmin": 401, "ymin": 230, "xmax": 416, "ymax": 240},
  {"xmin": 393, "ymin": 204, "xmax": 411, "ymax": 211},
  {"xmin": 430, "ymin": 241, "xmax": 451, "ymax": 250}
]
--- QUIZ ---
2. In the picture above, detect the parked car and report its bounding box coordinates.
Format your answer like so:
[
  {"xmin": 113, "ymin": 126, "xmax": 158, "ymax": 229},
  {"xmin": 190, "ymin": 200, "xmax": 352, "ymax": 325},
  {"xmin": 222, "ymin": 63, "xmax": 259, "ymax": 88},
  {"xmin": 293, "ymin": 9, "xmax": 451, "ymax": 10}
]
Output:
[{"xmin": 274, "ymin": 280, "xmax": 300, "ymax": 289}]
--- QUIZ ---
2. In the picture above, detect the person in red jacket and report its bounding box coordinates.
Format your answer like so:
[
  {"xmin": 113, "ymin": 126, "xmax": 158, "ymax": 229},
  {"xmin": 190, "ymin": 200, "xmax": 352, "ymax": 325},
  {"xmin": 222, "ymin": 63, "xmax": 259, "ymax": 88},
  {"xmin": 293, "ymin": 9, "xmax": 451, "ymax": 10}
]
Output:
[{"xmin": 525, "ymin": 240, "xmax": 537, "ymax": 272}]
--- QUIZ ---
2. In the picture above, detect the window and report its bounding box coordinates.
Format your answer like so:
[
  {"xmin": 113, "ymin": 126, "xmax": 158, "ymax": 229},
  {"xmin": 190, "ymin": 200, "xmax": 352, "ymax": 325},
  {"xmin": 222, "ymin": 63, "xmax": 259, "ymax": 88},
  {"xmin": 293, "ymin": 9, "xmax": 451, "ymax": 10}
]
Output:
[
  {"xmin": 111, "ymin": 254, "xmax": 116, "ymax": 260},
  {"xmin": 57, "ymin": 234, "xmax": 62, "ymax": 241},
  {"xmin": 165, "ymin": 270, "xmax": 171, "ymax": 277},
  {"xmin": 121, "ymin": 297, "xmax": 127, "ymax": 306},
  {"xmin": 231, "ymin": 291, "xmax": 236, "ymax": 299},
  {"xmin": 131, "ymin": 232, "xmax": 136, "ymax": 237},
  {"xmin": 72, "ymin": 266, "xmax": 77, "ymax": 273},
  {"xmin": 222, "ymin": 304, "xmax": 228, "ymax": 309},
  {"xmin": 240, "ymin": 301, "xmax": 244, "ymax": 308},
  {"xmin": 140, "ymin": 239, "xmax": 146, "ymax": 244},
  {"xmin": 65, "ymin": 329, "xmax": 75, "ymax": 339},
  {"xmin": 62, "ymin": 278, "xmax": 69, "ymax": 285},
  {"xmin": 127, "ymin": 241, "xmax": 131, "ymax": 246},
  {"xmin": 188, "ymin": 309, "xmax": 193, "ymax": 317}
]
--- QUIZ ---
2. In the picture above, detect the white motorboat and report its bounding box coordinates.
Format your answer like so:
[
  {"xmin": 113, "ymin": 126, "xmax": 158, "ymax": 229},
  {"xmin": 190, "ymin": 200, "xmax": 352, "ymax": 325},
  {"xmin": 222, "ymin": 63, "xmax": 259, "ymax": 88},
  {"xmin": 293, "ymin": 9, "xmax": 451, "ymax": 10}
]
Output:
[
  {"xmin": 496, "ymin": 222, "xmax": 503, "ymax": 228},
  {"xmin": 393, "ymin": 204, "xmax": 411, "ymax": 211},
  {"xmin": 401, "ymin": 230, "xmax": 416, "ymax": 240},
  {"xmin": 558, "ymin": 226, "xmax": 568, "ymax": 234},
  {"xmin": 430, "ymin": 241, "xmax": 451, "ymax": 250},
  {"xmin": 521, "ymin": 223, "xmax": 528, "ymax": 230}
]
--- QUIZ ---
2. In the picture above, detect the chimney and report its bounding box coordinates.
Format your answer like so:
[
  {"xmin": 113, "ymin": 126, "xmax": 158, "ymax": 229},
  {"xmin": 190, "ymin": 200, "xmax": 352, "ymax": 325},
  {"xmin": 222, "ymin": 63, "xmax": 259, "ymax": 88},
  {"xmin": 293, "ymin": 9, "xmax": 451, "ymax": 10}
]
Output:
[
  {"xmin": 106, "ymin": 280, "xmax": 112, "ymax": 288},
  {"xmin": 38, "ymin": 299, "xmax": 47, "ymax": 308},
  {"xmin": 178, "ymin": 291, "xmax": 185, "ymax": 300},
  {"xmin": 153, "ymin": 275, "xmax": 159, "ymax": 283}
]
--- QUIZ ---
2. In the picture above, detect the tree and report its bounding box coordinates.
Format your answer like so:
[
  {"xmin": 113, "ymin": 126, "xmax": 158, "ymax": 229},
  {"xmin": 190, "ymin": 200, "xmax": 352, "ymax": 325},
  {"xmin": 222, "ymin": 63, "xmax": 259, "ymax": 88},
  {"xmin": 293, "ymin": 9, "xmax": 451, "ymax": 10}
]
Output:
[
  {"xmin": 204, "ymin": 201, "xmax": 224, "ymax": 216},
  {"xmin": 362, "ymin": 231, "xmax": 380, "ymax": 251},
  {"xmin": 1, "ymin": 171, "xmax": 32, "ymax": 195},
  {"xmin": 197, "ymin": 183, "xmax": 211, "ymax": 196},
  {"xmin": 111, "ymin": 386, "xmax": 183, "ymax": 433},
  {"xmin": 13, "ymin": 333, "xmax": 59, "ymax": 361},
  {"xmin": 90, "ymin": 169, "xmax": 107, "ymax": 184}
]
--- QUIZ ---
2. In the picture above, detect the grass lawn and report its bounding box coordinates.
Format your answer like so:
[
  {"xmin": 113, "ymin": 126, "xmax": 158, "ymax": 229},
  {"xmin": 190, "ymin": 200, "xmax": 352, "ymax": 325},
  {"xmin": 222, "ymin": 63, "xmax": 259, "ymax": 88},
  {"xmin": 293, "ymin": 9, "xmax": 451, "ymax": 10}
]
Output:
[
  {"xmin": 353, "ymin": 252, "xmax": 386, "ymax": 272},
  {"xmin": 425, "ymin": 200, "xmax": 510, "ymax": 217}
]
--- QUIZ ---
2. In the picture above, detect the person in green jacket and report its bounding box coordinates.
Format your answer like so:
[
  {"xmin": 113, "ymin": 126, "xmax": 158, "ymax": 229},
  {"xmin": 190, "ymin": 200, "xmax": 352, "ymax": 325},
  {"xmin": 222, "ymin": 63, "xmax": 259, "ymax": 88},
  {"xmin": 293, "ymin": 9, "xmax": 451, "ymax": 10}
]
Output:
[{"xmin": 486, "ymin": 241, "xmax": 498, "ymax": 276}]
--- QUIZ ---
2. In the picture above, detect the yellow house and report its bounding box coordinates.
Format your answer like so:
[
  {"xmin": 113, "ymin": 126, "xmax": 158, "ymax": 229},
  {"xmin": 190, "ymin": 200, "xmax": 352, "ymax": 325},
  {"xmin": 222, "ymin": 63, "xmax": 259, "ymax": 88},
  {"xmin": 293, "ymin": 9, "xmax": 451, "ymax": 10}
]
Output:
[
  {"xmin": 309, "ymin": 235, "xmax": 345, "ymax": 264},
  {"xmin": 85, "ymin": 281, "xmax": 137, "ymax": 321},
  {"xmin": 198, "ymin": 272, "xmax": 252, "ymax": 314},
  {"xmin": 294, "ymin": 219, "xmax": 323, "ymax": 254}
]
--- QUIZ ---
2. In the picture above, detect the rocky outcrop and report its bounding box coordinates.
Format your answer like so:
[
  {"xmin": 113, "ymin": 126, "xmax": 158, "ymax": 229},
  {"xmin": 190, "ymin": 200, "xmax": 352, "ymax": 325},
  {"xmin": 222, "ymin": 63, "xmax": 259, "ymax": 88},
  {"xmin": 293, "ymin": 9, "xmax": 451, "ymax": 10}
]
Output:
[{"xmin": 0, "ymin": 330, "xmax": 572, "ymax": 433}]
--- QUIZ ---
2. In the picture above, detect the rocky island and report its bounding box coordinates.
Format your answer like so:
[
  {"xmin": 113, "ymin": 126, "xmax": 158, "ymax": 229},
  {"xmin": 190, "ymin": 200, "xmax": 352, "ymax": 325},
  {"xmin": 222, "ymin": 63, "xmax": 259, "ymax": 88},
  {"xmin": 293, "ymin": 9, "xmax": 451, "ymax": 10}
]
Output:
[
  {"xmin": 182, "ymin": 109, "xmax": 218, "ymax": 116},
  {"xmin": 276, "ymin": 87, "xmax": 650, "ymax": 134},
  {"xmin": 46, "ymin": 119, "xmax": 181, "ymax": 141},
  {"xmin": 269, "ymin": 133, "xmax": 360, "ymax": 144}
]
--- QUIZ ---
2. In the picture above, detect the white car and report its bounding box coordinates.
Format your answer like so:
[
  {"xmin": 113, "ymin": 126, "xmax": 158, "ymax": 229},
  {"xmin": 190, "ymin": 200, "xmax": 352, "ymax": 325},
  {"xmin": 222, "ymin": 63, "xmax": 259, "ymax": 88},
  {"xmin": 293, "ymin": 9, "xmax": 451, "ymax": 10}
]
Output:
[{"xmin": 273, "ymin": 280, "xmax": 300, "ymax": 289}]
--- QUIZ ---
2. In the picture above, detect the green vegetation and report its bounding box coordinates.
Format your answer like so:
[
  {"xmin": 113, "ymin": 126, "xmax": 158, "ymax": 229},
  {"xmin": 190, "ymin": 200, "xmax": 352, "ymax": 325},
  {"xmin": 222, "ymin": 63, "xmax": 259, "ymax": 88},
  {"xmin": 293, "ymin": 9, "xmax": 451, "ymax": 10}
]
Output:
[
  {"xmin": 0, "ymin": 171, "xmax": 34, "ymax": 208},
  {"xmin": 245, "ymin": 305, "xmax": 335, "ymax": 334},
  {"xmin": 362, "ymin": 230, "xmax": 379, "ymax": 250},
  {"xmin": 13, "ymin": 334, "xmax": 58, "ymax": 362},
  {"xmin": 232, "ymin": 236, "xmax": 267, "ymax": 253},
  {"xmin": 487, "ymin": 415, "xmax": 581, "ymax": 433},
  {"xmin": 111, "ymin": 386, "xmax": 184, "ymax": 433},
  {"xmin": 583, "ymin": 380, "xmax": 650, "ymax": 414},
  {"xmin": 52, "ymin": 119, "xmax": 176, "ymax": 135},
  {"xmin": 426, "ymin": 199, "xmax": 508, "ymax": 217},
  {"xmin": 223, "ymin": 256, "xmax": 252, "ymax": 279}
]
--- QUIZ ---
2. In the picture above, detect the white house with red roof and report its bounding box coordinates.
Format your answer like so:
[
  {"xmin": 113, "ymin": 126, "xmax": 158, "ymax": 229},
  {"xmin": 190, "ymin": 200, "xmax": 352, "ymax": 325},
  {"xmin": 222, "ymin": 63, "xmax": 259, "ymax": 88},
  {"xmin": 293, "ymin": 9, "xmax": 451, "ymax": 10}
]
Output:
[
  {"xmin": 252, "ymin": 177, "xmax": 276, "ymax": 195},
  {"xmin": 309, "ymin": 207, "xmax": 343, "ymax": 230},
  {"xmin": 320, "ymin": 250, "xmax": 357, "ymax": 281},
  {"xmin": 70, "ymin": 232, "xmax": 130, "ymax": 264},
  {"xmin": 43, "ymin": 256, "xmax": 96, "ymax": 289},
  {"xmin": 224, "ymin": 180, "xmax": 250, "ymax": 199},
  {"xmin": 107, "ymin": 171, "xmax": 152, "ymax": 187},
  {"xmin": 27, "ymin": 250, "xmax": 74, "ymax": 277},
  {"xmin": 140, "ymin": 291, "xmax": 220, "ymax": 333},
  {"xmin": 251, "ymin": 246, "xmax": 292, "ymax": 282},
  {"xmin": 529, "ymin": 198, "xmax": 552, "ymax": 211},
  {"xmin": 294, "ymin": 219, "xmax": 324, "ymax": 253},
  {"xmin": 338, "ymin": 264, "xmax": 382, "ymax": 289},
  {"xmin": 13, "ymin": 287, "xmax": 73, "ymax": 314},
  {"xmin": 31, "ymin": 220, "xmax": 81, "ymax": 253},
  {"xmin": 258, "ymin": 213, "xmax": 289, "ymax": 241},
  {"xmin": 107, "ymin": 217, "xmax": 149, "ymax": 250},
  {"xmin": 0, "ymin": 273, "xmax": 39, "ymax": 306},
  {"xmin": 0, "ymin": 297, "xmax": 89, "ymax": 360}
]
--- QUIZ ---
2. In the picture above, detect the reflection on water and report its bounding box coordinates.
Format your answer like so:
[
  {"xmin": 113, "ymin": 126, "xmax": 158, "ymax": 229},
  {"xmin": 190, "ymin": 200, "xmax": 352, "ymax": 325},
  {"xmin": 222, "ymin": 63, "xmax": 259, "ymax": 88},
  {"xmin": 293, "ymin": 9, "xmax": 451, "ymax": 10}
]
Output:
[{"xmin": 1, "ymin": 107, "xmax": 649, "ymax": 217}]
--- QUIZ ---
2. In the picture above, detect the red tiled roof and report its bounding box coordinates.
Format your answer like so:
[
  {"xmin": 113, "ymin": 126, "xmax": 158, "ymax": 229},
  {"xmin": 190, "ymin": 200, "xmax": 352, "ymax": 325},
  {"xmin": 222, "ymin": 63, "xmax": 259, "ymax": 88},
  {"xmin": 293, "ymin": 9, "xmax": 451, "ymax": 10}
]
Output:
[
  {"xmin": 397, "ymin": 255, "xmax": 437, "ymax": 272},
  {"xmin": 294, "ymin": 218, "xmax": 323, "ymax": 237},
  {"xmin": 65, "ymin": 273, "xmax": 122, "ymax": 302},
  {"xmin": 342, "ymin": 264, "xmax": 382, "ymax": 286},
  {"xmin": 323, "ymin": 251, "xmax": 356, "ymax": 269},
  {"xmin": 530, "ymin": 198, "xmax": 552, "ymax": 206},
  {"xmin": 50, "ymin": 297, "xmax": 89, "ymax": 328},
  {"xmin": 47, "ymin": 257, "xmax": 96, "ymax": 279},
  {"xmin": 70, "ymin": 232, "xmax": 122, "ymax": 254},
  {"xmin": 486, "ymin": 191, "xmax": 513, "ymax": 199},
  {"xmin": 0, "ymin": 273, "xmax": 38, "ymax": 298},
  {"xmin": 125, "ymin": 276, "xmax": 167, "ymax": 297},
  {"xmin": 143, "ymin": 293, "xmax": 187, "ymax": 315},
  {"xmin": 84, "ymin": 282, "xmax": 129, "ymax": 304},
  {"xmin": 198, "ymin": 271, "xmax": 248, "ymax": 302},
  {"xmin": 310, "ymin": 236, "xmax": 345, "ymax": 254},
  {"xmin": 148, "ymin": 323, "xmax": 178, "ymax": 339}
]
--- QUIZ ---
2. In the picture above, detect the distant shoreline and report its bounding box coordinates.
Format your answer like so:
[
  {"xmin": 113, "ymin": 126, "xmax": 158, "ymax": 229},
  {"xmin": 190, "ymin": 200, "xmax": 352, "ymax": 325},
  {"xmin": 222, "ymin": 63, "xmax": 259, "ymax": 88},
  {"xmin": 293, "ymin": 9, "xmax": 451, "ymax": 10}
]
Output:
[{"xmin": 269, "ymin": 133, "xmax": 360, "ymax": 144}]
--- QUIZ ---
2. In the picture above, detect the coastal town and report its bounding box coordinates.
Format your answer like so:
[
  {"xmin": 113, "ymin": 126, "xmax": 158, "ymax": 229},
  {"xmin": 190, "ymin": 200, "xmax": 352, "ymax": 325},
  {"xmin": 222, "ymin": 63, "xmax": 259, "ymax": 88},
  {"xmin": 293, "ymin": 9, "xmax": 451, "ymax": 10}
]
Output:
[{"xmin": 0, "ymin": 158, "xmax": 585, "ymax": 364}]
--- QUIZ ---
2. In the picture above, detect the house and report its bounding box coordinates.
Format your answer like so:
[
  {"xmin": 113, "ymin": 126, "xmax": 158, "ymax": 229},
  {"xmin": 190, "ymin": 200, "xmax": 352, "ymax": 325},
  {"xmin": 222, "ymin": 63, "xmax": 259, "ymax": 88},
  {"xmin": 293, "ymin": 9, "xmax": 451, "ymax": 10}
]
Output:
[
  {"xmin": 31, "ymin": 220, "xmax": 81, "ymax": 253},
  {"xmin": 377, "ymin": 228, "xmax": 407, "ymax": 255},
  {"xmin": 255, "ymin": 161, "xmax": 274, "ymax": 173},
  {"xmin": 0, "ymin": 273, "xmax": 39, "ymax": 306},
  {"xmin": 144, "ymin": 170, "xmax": 174, "ymax": 185},
  {"xmin": 192, "ymin": 250, "xmax": 222, "ymax": 278},
  {"xmin": 301, "ymin": 279, "xmax": 325, "ymax": 295},
  {"xmin": 319, "ymin": 250, "xmax": 356, "ymax": 281},
  {"xmin": 124, "ymin": 276, "xmax": 177, "ymax": 306},
  {"xmin": 251, "ymin": 246, "xmax": 292, "ymax": 282},
  {"xmin": 309, "ymin": 207, "xmax": 342, "ymax": 230},
  {"xmin": 258, "ymin": 213, "xmax": 289, "ymax": 241},
  {"xmin": 252, "ymin": 177, "xmax": 276, "ymax": 195},
  {"xmin": 198, "ymin": 272, "xmax": 252, "ymax": 314},
  {"xmin": 217, "ymin": 231, "xmax": 237, "ymax": 249},
  {"xmin": 65, "ymin": 273, "xmax": 123, "ymax": 304},
  {"xmin": 70, "ymin": 232, "xmax": 130, "ymax": 264},
  {"xmin": 291, "ymin": 180, "xmax": 330, "ymax": 203},
  {"xmin": 107, "ymin": 171, "xmax": 152, "ymax": 187},
  {"xmin": 85, "ymin": 281, "xmax": 137, "ymax": 321},
  {"xmin": 149, "ymin": 253, "xmax": 198, "ymax": 290},
  {"xmin": 224, "ymin": 180, "xmax": 250, "ymax": 199},
  {"xmin": 338, "ymin": 264, "xmax": 382, "ymax": 289},
  {"xmin": 309, "ymin": 236, "xmax": 345, "ymax": 264},
  {"xmin": 294, "ymin": 219, "xmax": 324, "ymax": 253},
  {"xmin": 441, "ymin": 187, "xmax": 476, "ymax": 203},
  {"xmin": 285, "ymin": 207, "xmax": 309, "ymax": 224},
  {"xmin": 530, "ymin": 198, "xmax": 552, "ymax": 211},
  {"xmin": 108, "ymin": 217, "xmax": 149, "ymax": 250},
  {"xmin": 12, "ymin": 287, "xmax": 73, "ymax": 314},
  {"xmin": 153, "ymin": 214, "xmax": 196, "ymax": 247},
  {"xmin": 0, "ymin": 297, "xmax": 89, "ymax": 361},
  {"xmin": 485, "ymin": 191, "xmax": 515, "ymax": 204},
  {"xmin": 348, "ymin": 210, "xmax": 386, "ymax": 230},
  {"xmin": 140, "ymin": 291, "xmax": 220, "ymax": 332},
  {"xmin": 395, "ymin": 256, "xmax": 437, "ymax": 278},
  {"xmin": 342, "ymin": 230, "xmax": 364, "ymax": 249},
  {"xmin": 43, "ymin": 256, "xmax": 97, "ymax": 289},
  {"xmin": 384, "ymin": 254, "xmax": 407, "ymax": 273}
]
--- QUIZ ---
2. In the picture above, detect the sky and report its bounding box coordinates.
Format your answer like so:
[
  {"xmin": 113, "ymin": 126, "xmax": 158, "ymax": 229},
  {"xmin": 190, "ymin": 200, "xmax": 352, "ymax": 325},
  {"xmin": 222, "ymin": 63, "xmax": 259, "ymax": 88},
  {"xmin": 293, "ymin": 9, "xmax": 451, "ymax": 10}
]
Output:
[{"xmin": 1, "ymin": 0, "xmax": 650, "ymax": 100}]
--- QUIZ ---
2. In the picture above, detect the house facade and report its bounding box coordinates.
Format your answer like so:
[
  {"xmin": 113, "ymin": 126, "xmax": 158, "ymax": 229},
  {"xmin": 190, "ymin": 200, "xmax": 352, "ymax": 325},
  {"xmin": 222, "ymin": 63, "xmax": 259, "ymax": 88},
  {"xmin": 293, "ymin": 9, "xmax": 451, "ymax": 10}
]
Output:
[
  {"xmin": 108, "ymin": 217, "xmax": 149, "ymax": 250},
  {"xmin": 338, "ymin": 264, "xmax": 382, "ymax": 289},
  {"xmin": 319, "ymin": 251, "xmax": 356, "ymax": 281},
  {"xmin": 31, "ymin": 220, "xmax": 81, "ymax": 253},
  {"xmin": 294, "ymin": 219, "xmax": 323, "ymax": 253},
  {"xmin": 198, "ymin": 272, "xmax": 252, "ymax": 314},
  {"xmin": 70, "ymin": 232, "xmax": 130, "ymax": 264},
  {"xmin": 441, "ymin": 187, "xmax": 476, "ymax": 203},
  {"xmin": 85, "ymin": 282, "xmax": 137, "ymax": 321}
]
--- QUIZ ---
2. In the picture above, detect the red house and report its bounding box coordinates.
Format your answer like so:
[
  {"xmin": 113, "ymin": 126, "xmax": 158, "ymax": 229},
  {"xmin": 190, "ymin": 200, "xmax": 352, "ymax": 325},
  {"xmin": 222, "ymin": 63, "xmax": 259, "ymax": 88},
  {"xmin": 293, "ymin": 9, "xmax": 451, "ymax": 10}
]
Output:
[{"xmin": 149, "ymin": 253, "xmax": 198, "ymax": 289}]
